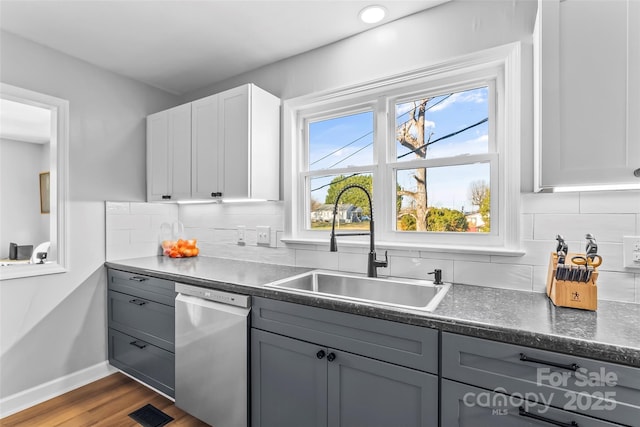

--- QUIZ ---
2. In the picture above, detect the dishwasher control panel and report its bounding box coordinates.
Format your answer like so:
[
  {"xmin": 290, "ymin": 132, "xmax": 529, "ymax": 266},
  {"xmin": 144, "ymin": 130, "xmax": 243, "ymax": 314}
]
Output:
[{"xmin": 175, "ymin": 282, "xmax": 250, "ymax": 308}]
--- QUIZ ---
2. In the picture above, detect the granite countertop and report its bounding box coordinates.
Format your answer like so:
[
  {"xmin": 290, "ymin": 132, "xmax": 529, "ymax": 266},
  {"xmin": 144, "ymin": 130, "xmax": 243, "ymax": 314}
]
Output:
[{"xmin": 105, "ymin": 256, "xmax": 640, "ymax": 368}]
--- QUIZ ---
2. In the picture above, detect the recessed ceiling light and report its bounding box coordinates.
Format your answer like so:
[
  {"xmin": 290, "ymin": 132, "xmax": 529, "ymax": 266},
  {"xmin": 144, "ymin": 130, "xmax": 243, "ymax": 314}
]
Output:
[{"xmin": 359, "ymin": 5, "xmax": 387, "ymax": 24}]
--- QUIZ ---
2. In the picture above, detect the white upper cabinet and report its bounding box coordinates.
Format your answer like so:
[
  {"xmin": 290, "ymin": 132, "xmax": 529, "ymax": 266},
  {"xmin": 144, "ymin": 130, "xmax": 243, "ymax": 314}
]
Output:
[
  {"xmin": 147, "ymin": 103, "xmax": 192, "ymax": 201},
  {"xmin": 148, "ymin": 83, "xmax": 280, "ymax": 201},
  {"xmin": 535, "ymin": 0, "xmax": 640, "ymax": 190}
]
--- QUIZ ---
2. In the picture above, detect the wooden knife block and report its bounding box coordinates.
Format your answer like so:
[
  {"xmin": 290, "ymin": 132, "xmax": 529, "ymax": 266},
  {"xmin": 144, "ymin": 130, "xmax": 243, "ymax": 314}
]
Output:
[{"xmin": 546, "ymin": 252, "xmax": 598, "ymax": 311}]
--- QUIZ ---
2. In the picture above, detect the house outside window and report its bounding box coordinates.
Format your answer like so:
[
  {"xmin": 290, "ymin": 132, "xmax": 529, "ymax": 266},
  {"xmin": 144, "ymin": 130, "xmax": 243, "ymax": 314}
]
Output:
[{"xmin": 283, "ymin": 43, "xmax": 522, "ymax": 253}]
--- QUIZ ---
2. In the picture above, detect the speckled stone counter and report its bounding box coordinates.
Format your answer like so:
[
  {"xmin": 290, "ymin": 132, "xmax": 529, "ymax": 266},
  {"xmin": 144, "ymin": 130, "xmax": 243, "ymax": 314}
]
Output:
[{"xmin": 105, "ymin": 256, "xmax": 640, "ymax": 368}]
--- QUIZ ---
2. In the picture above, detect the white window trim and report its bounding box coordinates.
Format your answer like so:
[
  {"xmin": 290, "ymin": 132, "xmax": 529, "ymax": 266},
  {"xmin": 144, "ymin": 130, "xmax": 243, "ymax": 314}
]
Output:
[{"xmin": 282, "ymin": 42, "xmax": 523, "ymax": 256}]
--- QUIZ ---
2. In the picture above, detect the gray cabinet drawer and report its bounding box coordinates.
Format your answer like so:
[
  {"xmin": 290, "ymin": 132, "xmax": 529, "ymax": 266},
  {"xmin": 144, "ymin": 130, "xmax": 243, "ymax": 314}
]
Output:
[
  {"xmin": 252, "ymin": 297, "xmax": 438, "ymax": 373},
  {"xmin": 442, "ymin": 332, "xmax": 639, "ymax": 426},
  {"xmin": 108, "ymin": 290, "xmax": 174, "ymax": 352},
  {"xmin": 108, "ymin": 328, "xmax": 174, "ymax": 398},
  {"xmin": 442, "ymin": 379, "xmax": 622, "ymax": 427},
  {"xmin": 108, "ymin": 268, "xmax": 175, "ymax": 306}
]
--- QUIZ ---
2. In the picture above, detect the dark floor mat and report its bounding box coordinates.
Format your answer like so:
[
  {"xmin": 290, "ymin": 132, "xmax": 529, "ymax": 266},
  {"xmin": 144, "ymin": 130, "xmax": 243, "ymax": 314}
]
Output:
[{"xmin": 128, "ymin": 403, "xmax": 174, "ymax": 427}]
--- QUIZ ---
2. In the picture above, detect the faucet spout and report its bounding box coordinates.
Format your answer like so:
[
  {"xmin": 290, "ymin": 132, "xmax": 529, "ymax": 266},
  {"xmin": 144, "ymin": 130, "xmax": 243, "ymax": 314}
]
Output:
[{"xmin": 329, "ymin": 184, "xmax": 388, "ymax": 277}]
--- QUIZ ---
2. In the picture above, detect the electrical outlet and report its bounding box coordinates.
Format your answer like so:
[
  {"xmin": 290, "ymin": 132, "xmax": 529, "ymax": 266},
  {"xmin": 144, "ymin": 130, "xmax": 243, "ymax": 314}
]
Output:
[
  {"xmin": 622, "ymin": 236, "xmax": 640, "ymax": 270},
  {"xmin": 257, "ymin": 226, "xmax": 271, "ymax": 246},
  {"xmin": 237, "ymin": 225, "xmax": 246, "ymax": 246}
]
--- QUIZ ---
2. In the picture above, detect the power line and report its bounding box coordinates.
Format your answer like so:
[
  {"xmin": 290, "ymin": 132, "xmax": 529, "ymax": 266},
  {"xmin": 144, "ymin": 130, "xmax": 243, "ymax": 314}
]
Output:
[
  {"xmin": 309, "ymin": 131, "xmax": 373, "ymax": 166},
  {"xmin": 327, "ymin": 141, "xmax": 373, "ymax": 169},
  {"xmin": 309, "ymin": 93, "xmax": 453, "ymax": 169},
  {"xmin": 397, "ymin": 117, "xmax": 488, "ymax": 159},
  {"xmin": 311, "ymin": 173, "xmax": 363, "ymax": 193}
]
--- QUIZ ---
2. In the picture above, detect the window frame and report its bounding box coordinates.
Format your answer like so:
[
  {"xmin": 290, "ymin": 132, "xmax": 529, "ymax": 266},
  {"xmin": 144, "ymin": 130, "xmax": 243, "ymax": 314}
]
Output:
[{"xmin": 282, "ymin": 43, "xmax": 522, "ymax": 255}]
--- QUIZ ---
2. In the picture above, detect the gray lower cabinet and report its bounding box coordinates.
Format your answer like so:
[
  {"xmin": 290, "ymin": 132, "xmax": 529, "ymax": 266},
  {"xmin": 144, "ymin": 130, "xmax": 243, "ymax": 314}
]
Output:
[
  {"xmin": 442, "ymin": 379, "xmax": 621, "ymax": 427},
  {"xmin": 442, "ymin": 332, "xmax": 639, "ymax": 426},
  {"xmin": 251, "ymin": 297, "xmax": 438, "ymax": 427},
  {"xmin": 107, "ymin": 268, "xmax": 176, "ymax": 397}
]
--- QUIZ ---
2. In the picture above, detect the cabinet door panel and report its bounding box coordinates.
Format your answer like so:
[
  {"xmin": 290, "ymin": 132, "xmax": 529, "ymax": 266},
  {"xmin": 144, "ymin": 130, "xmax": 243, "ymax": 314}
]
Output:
[
  {"xmin": 328, "ymin": 350, "xmax": 438, "ymax": 427},
  {"xmin": 108, "ymin": 290, "xmax": 174, "ymax": 352},
  {"xmin": 168, "ymin": 104, "xmax": 192, "ymax": 199},
  {"xmin": 109, "ymin": 328, "xmax": 174, "ymax": 397},
  {"xmin": 191, "ymin": 94, "xmax": 220, "ymax": 198},
  {"xmin": 219, "ymin": 85, "xmax": 250, "ymax": 199},
  {"xmin": 537, "ymin": 0, "xmax": 640, "ymax": 188},
  {"xmin": 251, "ymin": 329, "xmax": 327, "ymax": 427},
  {"xmin": 442, "ymin": 332, "xmax": 640, "ymax": 426},
  {"xmin": 147, "ymin": 111, "xmax": 170, "ymax": 201},
  {"xmin": 442, "ymin": 379, "xmax": 621, "ymax": 427}
]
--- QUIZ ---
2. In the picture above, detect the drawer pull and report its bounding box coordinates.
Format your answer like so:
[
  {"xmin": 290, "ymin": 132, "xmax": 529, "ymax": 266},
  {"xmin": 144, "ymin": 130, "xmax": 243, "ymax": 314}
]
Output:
[
  {"xmin": 129, "ymin": 341, "xmax": 147, "ymax": 350},
  {"xmin": 128, "ymin": 276, "xmax": 148, "ymax": 282},
  {"xmin": 520, "ymin": 353, "xmax": 579, "ymax": 371},
  {"xmin": 129, "ymin": 299, "xmax": 148, "ymax": 306},
  {"xmin": 519, "ymin": 406, "xmax": 578, "ymax": 427},
  {"xmin": 326, "ymin": 352, "xmax": 336, "ymax": 362},
  {"xmin": 316, "ymin": 350, "xmax": 326, "ymax": 359}
]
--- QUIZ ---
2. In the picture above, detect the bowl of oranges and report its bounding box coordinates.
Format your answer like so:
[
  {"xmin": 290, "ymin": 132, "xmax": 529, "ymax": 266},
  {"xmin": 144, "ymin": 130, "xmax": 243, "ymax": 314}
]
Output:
[{"xmin": 161, "ymin": 239, "xmax": 199, "ymax": 258}]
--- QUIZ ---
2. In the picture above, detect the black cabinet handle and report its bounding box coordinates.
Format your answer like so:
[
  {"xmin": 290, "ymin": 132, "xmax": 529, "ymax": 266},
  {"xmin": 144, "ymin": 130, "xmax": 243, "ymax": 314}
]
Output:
[
  {"xmin": 634, "ymin": 168, "xmax": 640, "ymax": 177},
  {"xmin": 128, "ymin": 276, "xmax": 148, "ymax": 282},
  {"xmin": 316, "ymin": 350, "xmax": 326, "ymax": 359},
  {"xmin": 129, "ymin": 341, "xmax": 147, "ymax": 350},
  {"xmin": 520, "ymin": 353, "xmax": 579, "ymax": 371},
  {"xmin": 210, "ymin": 192, "xmax": 223, "ymax": 198},
  {"xmin": 327, "ymin": 352, "xmax": 336, "ymax": 362},
  {"xmin": 162, "ymin": 195, "xmax": 171, "ymax": 200},
  {"xmin": 519, "ymin": 406, "xmax": 578, "ymax": 427},
  {"xmin": 129, "ymin": 299, "xmax": 147, "ymax": 306}
]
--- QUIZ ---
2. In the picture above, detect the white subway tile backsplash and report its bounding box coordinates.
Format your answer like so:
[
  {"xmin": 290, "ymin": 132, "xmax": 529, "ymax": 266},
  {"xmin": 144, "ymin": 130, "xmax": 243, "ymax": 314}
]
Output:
[
  {"xmin": 130, "ymin": 202, "xmax": 179, "ymax": 216},
  {"xmin": 388, "ymin": 256, "xmax": 454, "ymax": 282},
  {"xmin": 183, "ymin": 227, "xmax": 216, "ymax": 242},
  {"xmin": 131, "ymin": 229, "xmax": 158, "ymax": 243},
  {"xmin": 534, "ymin": 214, "xmax": 636, "ymax": 243},
  {"xmin": 453, "ymin": 261, "xmax": 533, "ymax": 291},
  {"xmin": 521, "ymin": 213, "xmax": 534, "ymax": 240},
  {"xmin": 521, "ymin": 193, "xmax": 580, "ymax": 214},
  {"xmin": 107, "ymin": 229, "xmax": 130, "ymax": 247},
  {"xmin": 580, "ymin": 191, "xmax": 640, "ymax": 214},
  {"xmin": 338, "ymin": 252, "xmax": 371, "ymax": 275},
  {"xmin": 105, "ymin": 201, "xmax": 130, "ymax": 215},
  {"xmin": 532, "ymin": 266, "xmax": 548, "ymax": 293},
  {"xmin": 106, "ymin": 214, "xmax": 151, "ymax": 230},
  {"xmin": 636, "ymin": 275, "xmax": 640, "ymax": 304},
  {"xmin": 595, "ymin": 271, "xmax": 636, "ymax": 303},
  {"xmin": 491, "ymin": 240, "xmax": 554, "ymax": 266},
  {"xmin": 295, "ymin": 249, "xmax": 339, "ymax": 270},
  {"xmin": 106, "ymin": 242, "xmax": 158, "ymax": 261},
  {"xmin": 419, "ymin": 251, "xmax": 491, "ymax": 263}
]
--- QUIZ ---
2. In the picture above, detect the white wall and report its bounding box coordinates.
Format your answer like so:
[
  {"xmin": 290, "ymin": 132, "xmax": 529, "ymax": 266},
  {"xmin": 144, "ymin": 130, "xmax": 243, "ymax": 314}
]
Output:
[
  {"xmin": 0, "ymin": 138, "xmax": 49, "ymax": 258},
  {"xmin": 0, "ymin": 30, "xmax": 178, "ymax": 414}
]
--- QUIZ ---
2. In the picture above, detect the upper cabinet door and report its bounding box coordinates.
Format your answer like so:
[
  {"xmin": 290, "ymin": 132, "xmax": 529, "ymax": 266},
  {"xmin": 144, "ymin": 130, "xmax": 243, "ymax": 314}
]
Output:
[
  {"xmin": 218, "ymin": 85, "xmax": 251, "ymax": 199},
  {"xmin": 535, "ymin": 0, "xmax": 640, "ymax": 190},
  {"xmin": 146, "ymin": 104, "xmax": 191, "ymax": 201},
  {"xmin": 191, "ymin": 94, "xmax": 220, "ymax": 199},
  {"xmin": 147, "ymin": 110, "xmax": 170, "ymax": 201},
  {"xmin": 168, "ymin": 104, "xmax": 192, "ymax": 200}
]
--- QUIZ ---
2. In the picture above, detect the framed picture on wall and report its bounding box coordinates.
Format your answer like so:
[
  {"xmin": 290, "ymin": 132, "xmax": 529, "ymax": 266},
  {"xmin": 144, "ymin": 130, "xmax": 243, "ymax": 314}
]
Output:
[{"xmin": 40, "ymin": 171, "xmax": 50, "ymax": 214}]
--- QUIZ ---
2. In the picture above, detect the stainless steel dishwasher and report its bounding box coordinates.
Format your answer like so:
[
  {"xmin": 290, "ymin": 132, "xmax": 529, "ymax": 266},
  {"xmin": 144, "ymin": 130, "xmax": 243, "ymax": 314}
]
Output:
[{"xmin": 175, "ymin": 283, "xmax": 250, "ymax": 427}]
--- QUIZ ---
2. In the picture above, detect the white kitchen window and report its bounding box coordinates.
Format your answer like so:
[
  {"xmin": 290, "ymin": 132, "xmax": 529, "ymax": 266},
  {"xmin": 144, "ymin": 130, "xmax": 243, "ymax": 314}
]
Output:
[{"xmin": 283, "ymin": 43, "xmax": 523, "ymax": 254}]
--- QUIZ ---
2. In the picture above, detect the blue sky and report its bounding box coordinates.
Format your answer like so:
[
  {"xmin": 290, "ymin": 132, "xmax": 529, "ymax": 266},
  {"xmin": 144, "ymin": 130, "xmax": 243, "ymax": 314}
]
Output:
[{"xmin": 308, "ymin": 87, "xmax": 489, "ymax": 211}]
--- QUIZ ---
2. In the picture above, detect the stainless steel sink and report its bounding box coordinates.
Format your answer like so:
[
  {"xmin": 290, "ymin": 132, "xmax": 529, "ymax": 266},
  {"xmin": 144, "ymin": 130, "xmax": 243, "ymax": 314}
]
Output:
[{"xmin": 265, "ymin": 270, "xmax": 450, "ymax": 311}]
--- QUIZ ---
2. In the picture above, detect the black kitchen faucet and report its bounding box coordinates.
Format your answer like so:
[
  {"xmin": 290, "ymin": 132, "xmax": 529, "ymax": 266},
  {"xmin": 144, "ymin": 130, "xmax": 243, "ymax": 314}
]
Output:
[{"xmin": 329, "ymin": 184, "xmax": 388, "ymax": 278}]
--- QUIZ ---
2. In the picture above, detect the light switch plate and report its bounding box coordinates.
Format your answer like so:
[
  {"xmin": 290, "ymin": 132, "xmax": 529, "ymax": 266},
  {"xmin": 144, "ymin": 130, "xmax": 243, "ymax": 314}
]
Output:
[
  {"xmin": 257, "ymin": 226, "xmax": 271, "ymax": 246},
  {"xmin": 622, "ymin": 236, "xmax": 640, "ymax": 270}
]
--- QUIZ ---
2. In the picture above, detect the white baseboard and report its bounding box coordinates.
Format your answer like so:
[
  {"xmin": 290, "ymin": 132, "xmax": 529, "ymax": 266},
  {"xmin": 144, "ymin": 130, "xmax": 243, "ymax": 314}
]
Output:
[{"xmin": 0, "ymin": 361, "xmax": 116, "ymax": 419}]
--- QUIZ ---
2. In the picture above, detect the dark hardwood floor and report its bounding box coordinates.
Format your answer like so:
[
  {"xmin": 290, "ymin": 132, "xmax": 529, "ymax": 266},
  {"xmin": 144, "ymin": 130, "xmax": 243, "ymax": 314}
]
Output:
[{"xmin": 0, "ymin": 372, "xmax": 210, "ymax": 426}]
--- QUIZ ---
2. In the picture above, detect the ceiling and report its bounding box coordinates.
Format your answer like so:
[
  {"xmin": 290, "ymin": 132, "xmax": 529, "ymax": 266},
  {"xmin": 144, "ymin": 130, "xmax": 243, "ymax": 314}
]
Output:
[{"xmin": 0, "ymin": 0, "xmax": 448, "ymax": 96}]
